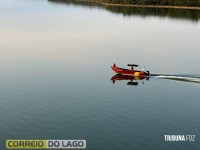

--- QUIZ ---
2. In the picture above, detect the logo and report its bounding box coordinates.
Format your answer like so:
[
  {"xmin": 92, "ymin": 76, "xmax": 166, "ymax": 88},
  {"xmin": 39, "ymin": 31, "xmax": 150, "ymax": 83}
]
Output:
[
  {"xmin": 6, "ymin": 140, "xmax": 86, "ymax": 149},
  {"xmin": 164, "ymin": 135, "xmax": 195, "ymax": 142}
]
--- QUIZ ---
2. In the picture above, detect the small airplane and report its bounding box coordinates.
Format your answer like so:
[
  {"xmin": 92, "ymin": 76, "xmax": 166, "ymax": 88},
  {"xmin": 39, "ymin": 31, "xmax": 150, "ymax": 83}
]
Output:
[{"xmin": 111, "ymin": 63, "xmax": 150, "ymax": 77}]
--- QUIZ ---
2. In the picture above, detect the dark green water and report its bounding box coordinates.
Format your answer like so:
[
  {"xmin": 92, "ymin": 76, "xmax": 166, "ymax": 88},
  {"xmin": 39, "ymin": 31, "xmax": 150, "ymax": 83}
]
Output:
[{"xmin": 0, "ymin": 0, "xmax": 200, "ymax": 149}]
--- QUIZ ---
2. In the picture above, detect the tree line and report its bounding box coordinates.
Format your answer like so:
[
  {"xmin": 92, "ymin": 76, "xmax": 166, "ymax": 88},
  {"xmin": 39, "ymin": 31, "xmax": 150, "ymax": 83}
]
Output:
[
  {"xmin": 102, "ymin": 0, "xmax": 200, "ymax": 7},
  {"xmin": 48, "ymin": 0, "xmax": 200, "ymax": 21}
]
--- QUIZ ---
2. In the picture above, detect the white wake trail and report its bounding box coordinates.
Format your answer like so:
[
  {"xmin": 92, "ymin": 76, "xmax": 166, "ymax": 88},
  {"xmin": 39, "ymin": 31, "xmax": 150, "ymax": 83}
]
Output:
[{"xmin": 155, "ymin": 75, "xmax": 200, "ymax": 83}]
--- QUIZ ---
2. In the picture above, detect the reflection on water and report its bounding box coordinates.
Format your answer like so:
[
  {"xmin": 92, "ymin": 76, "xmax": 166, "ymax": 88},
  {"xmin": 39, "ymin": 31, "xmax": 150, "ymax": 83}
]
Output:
[
  {"xmin": 111, "ymin": 74, "xmax": 200, "ymax": 86},
  {"xmin": 105, "ymin": 6, "xmax": 200, "ymax": 21},
  {"xmin": 48, "ymin": 0, "xmax": 200, "ymax": 21},
  {"xmin": 111, "ymin": 74, "xmax": 149, "ymax": 86}
]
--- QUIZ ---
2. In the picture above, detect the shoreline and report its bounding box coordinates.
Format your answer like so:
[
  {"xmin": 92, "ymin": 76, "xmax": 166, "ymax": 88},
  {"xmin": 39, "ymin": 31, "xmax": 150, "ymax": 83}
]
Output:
[
  {"xmin": 73, "ymin": 0, "xmax": 200, "ymax": 10},
  {"xmin": 102, "ymin": 3, "xmax": 200, "ymax": 10}
]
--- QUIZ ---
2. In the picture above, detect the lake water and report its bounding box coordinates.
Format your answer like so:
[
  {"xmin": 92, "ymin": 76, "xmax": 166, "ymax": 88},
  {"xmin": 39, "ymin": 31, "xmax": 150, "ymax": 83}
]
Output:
[{"xmin": 0, "ymin": 0, "xmax": 200, "ymax": 149}]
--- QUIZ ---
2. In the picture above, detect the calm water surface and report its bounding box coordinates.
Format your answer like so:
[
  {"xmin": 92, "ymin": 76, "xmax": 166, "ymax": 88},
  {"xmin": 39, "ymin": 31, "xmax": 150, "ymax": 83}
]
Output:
[{"xmin": 0, "ymin": 0, "xmax": 200, "ymax": 149}]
